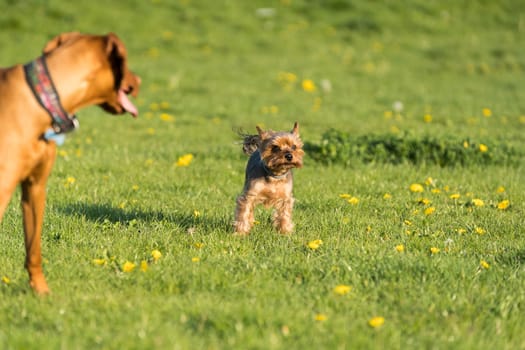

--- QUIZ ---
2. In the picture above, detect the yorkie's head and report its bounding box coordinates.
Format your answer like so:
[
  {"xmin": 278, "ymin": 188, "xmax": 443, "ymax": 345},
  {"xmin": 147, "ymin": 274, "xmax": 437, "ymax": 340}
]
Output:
[{"xmin": 255, "ymin": 122, "xmax": 304, "ymax": 175}]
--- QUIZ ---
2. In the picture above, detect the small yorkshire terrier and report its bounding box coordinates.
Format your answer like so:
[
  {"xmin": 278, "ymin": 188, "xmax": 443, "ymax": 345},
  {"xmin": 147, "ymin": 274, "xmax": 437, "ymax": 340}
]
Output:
[{"xmin": 234, "ymin": 122, "xmax": 304, "ymax": 235}]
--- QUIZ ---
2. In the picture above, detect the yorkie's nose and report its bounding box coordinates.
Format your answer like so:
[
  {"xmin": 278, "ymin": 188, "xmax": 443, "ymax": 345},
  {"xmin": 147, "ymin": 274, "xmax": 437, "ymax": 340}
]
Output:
[{"xmin": 285, "ymin": 153, "xmax": 293, "ymax": 161}]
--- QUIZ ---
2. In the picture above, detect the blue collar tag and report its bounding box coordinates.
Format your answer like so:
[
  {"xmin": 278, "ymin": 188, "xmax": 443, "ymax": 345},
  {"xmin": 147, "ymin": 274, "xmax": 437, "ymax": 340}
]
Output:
[{"xmin": 43, "ymin": 128, "xmax": 66, "ymax": 146}]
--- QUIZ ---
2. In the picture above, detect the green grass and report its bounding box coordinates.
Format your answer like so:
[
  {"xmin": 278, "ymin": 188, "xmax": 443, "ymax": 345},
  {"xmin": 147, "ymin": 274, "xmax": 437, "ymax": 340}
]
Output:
[{"xmin": 1, "ymin": 0, "xmax": 525, "ymax": 349}]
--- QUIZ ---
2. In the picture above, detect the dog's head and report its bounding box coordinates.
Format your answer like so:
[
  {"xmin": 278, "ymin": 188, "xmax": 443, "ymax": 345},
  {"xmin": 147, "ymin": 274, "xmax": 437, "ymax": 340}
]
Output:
[
  {"xmin": 43, "ymin": 32, "xmax": 140, "ymax": 117},
  {"xmin": 257, "ymin": 122, "xmax": 304, "ymax": 175}
]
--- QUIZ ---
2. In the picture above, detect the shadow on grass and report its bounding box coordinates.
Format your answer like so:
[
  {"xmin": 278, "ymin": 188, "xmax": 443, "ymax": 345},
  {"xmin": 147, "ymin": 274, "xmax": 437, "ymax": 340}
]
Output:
[
  {"xmin": 57, "ymin": 202, "xmax": 232, "ymax": 232},
  {"xmin": 496, "ymin": 248, "xmax": 525, "ymax": 267}
]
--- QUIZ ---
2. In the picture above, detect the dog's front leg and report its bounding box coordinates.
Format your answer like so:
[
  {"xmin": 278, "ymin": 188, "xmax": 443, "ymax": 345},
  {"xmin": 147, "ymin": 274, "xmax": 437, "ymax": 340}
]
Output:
[
  {"xmin": 273, "ymin": 197, "xmax": 294, "ymax": 234},
  {"xmin": 234, "ymin": 194, "xmax": 255, "ymax": 235},
  {"xmin": 21, "ymin": 144, "xmax": 56, "ymax": 295}
]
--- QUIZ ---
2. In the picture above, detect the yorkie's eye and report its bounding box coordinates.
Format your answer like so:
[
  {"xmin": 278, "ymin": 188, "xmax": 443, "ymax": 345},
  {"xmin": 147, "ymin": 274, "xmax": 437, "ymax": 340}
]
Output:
[
  {"xmin": 291, "ymin": 145, "xmax": 297, "ymax": 151},
  {"xmin": 271, "ymin": 145, "xmax": 280, "ymax": 153}
]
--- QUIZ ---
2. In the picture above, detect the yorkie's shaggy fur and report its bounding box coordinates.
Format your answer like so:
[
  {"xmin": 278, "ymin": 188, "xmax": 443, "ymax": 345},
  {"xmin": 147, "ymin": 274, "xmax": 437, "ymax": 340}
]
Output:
[{"xmin": 234, "ymin": 122, "xmax": 304, "ymax": 235}]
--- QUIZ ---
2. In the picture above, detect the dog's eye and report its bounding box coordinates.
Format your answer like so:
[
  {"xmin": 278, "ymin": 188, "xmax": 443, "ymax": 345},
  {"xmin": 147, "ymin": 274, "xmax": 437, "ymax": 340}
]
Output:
[
  {"xmin": 272, "ymin": 145, "xmax": 280, "ymax": 153},
  {"xmin": 291, "ymin": 145, "xmax": 297, "ymax": 151}
]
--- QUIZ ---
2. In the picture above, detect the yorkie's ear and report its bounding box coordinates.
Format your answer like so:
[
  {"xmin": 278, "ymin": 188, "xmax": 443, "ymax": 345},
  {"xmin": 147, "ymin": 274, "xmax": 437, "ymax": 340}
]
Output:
[
  {"xmin": 256, "ymin": 125, "xmax": 268, "ymax": 139},
  {"xmin": 291, "ymin": 122, "xmax": 299, "ymax": 136}
]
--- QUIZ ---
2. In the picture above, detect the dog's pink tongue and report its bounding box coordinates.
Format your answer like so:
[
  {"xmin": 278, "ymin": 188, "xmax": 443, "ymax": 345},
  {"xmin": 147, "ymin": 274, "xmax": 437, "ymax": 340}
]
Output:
[{"xmin": 119, "ymin": 90, "xmax": 138, "ymax": 117}]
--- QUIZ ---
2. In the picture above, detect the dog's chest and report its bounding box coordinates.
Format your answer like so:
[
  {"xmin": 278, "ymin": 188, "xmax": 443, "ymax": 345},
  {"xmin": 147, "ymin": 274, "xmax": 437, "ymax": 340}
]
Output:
[
  {"xmin": 19, "ymin": 139, "xmax": 55, "ymax": 179},
  {"xmin": 251, "ymin": 179, "xmax": 292, "ymax": 205}
]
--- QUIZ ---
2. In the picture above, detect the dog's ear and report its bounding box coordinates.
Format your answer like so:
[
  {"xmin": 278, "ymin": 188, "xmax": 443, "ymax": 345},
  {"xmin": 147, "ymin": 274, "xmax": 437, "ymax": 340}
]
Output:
[
  {"xmin": 105, "ymin": 32, "xmax": 127, "ymax": 57},
  {"xmin": 105, "ymin": 33, "xmax": 139, "ymax": 97},
  {"xmin": 43, "ymin": 32, "xmax": 81, "ymax": 54},
  {"xmin": 256, "ymin": 125, "xmax": 268, "ymax": 139},
  {"xmin": 291, "ymin": 122, "xmax": 299, "ymax": 136}
]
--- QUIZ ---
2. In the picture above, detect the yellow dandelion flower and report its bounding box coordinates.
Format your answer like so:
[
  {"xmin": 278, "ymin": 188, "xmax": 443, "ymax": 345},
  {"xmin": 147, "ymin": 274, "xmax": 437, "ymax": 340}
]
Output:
[
  {"xmin": 366, "ymin": 225, "xmax": 372, "ymax": 233},
  {"xmin": 66, "ymin": 176, "xmax": 76, "ymax": 184},
  {"xmin": 384, "ymin": 110, "xmax": 393, "ymax": 119},
  {"xmin": 312, "ymin": 97, "xmax": 322, "ymax": 112},
  {"xmin": 430, "ymin": 247, "xmax": 440, "ymax": 254},
  {"xmin": 423, "ymin": 114, "xmax": 432, "ymax": 123},
  {"xmin": 497, "ymin": 200, "xmax": 510, "ymax": 210},
  {"xmin": 92, "ymin": 258, "xmax": 107, "ymax": 266},
  {"xmin": 140, "ymin": 260, "xmax": 148, "ymax": 272},
  {"xmin": 285, "ymin": 72, "xmax": 297, "ymax": 83},
  {"xmin": 160, "ymin": 113, "xmax": 175, "ymax": 122},
  {"xmin": 314, "ymin": 313, "xmax": 328, "ymax": 322},
  {"xmin": 151, "ymin": 250, "xmax": 162, "ymax": 262},
  {"xmin": 307, "ymin": 239, "xmax": 323, "ymax": 250},
  {"xmin": 383, "ymin": 193, "xmax": 392, "ymax": 199},
  {"xmin": 431, "ymin": 188, "xmax": 441, "ymax": 194},
  {"xmin": 482, "ymin": 108, "xmax": 492, "ymax": 117},
  {"xmin": 2, "ymin": 276, "xmax": 10, "ymax": 284},
  {"xmin": 132, "ymin": 184, "xmax": 139, "ymax": 191},
  {"xmin": 457, "ymin": 228, "xmax": 467, "ymax": 234},
  {"xmin": 333, "ymin": 284, "xmax": 352, "ymax": 295},
  {"xmin": 449, "ymin": 193, "xmax": 460, "ymax": 200},
  {"xmin": 191, "ymin": 257, "xmax": 200, "ymax": 263},
  {"xmin": 145, "ymin": 159, "xmax": 154, "ymax": 166},
  {"xmin": 404, "ymin": 220, "xmax": 412, "ymax": 226},
  {"xmin": 363, "ymin": 61, "xmax": 375, "ymax": 73},
  {"xmin": 347, "ymin": 197, "xmax": 359, "ymax": 205},
  {"xmin": 339, "ymin": 193, "xmax": 352, "ymax": 199},
  {"xmin": 418, "ymin": 198, "xmax": 431, "ymax": 205},
  {"xmin": 342, "ymin": 217, "xmax": 350, "ymax": 224},
  {"xmin": 475, "ymin": 227, "xmax": 485, "ymax": 235},
  {"xmin": 147, "ymin": 47, "xmax": 160, "ymax": 58},
  {"xmin": 194, "ymin": 242, "xmax": 204, "ymax": 249},
  {"xmin": 425, "ymin": 177, "xmax": 435, "ymax": 186},
  {"xmin": 368, "ymin": 316, "xmax": 385, "ymax": 328},
  {"xmin": 480, "ymin": 260, "xmax": 490, "ymax": 269},
  {"xmin": 160, "ymin": 101, "xmax": 170, "ymax": 109},
  {"xmin": 122, "ymin": 261, "xmax": 136, "ymax": 272},
  {"xmin": 463, "ymin": 140, "xmax": 469, "ymax": 148},
  {"xmin": 193, "ymin": 210, "xmax": 201, "ymax": 218},
  {"xmin": 149, "ymin": 102, "xmax": 160, "ymax": 111},
  {"xmin": 479, "ymin": 144, "xmax": 488, "ymax": 152},
  {"xmin": 424, "ymin": 207, "xmax": 436, "ymax": 215},
  {"xmin": 472, "ymin": 199, "xmax": 484, "ymax": 207},
  {"xmin": 176, "ymin": 153, "xmax": 194, "ymax": 167},
  {"xmin": 278, "ymin": 71, "xmax": 297, "ymax": 85},
  {"xmin": 409, "ymin": 183, "xmax": 424, "ymax": 193},
  {"xmin": 496, "ymin": 186, "xmax": 505, "ymax": 193},
  {"xmin": 302, "ymin": 79, "xmax": 316, "ymax": 92},
  {"xmin": 395, "ymin": 244, "xmax": 405, "ymax": 253},
  {"xmin": 269, "ymin": 105, "xmax": 279, "ymax": 114}
]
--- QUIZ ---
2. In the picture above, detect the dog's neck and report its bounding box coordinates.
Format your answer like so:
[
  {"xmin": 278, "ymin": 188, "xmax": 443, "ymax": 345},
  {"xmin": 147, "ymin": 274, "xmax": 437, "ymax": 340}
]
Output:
[
  {"xmin": 259, "ymin": 157, "xmax": 289, "ymax": 180},
  {"xmin": 24, "ymin": 56, "xmax": 78, "ymax": 136}
]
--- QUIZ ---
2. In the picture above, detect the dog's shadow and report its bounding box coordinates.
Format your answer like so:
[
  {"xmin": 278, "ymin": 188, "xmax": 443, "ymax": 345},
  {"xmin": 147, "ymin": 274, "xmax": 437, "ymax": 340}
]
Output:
[{"xmin": 57, "ymin": 202, "xmax": 231, "ymax": 233}]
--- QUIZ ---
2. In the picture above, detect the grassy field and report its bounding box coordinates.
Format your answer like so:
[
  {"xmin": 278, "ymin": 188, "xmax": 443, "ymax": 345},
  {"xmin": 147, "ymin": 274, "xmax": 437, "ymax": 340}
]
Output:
[{"xmin": 1, "ymin": 0, "xmax": 525, "ymax": 349}]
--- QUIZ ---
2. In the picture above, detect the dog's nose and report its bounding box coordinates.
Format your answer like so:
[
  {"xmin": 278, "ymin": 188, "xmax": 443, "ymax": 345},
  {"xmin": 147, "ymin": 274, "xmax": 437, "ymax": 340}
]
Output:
[{"xmin": 285, "ymin": 153, "xmax": 293, "ymax": 161}]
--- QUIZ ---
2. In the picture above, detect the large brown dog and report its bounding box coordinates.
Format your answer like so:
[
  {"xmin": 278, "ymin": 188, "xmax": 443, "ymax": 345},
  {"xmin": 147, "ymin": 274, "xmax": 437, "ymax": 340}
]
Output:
[{"xmin": 0, "ymin": 32, "xmax": 140, "ymax": 294}]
